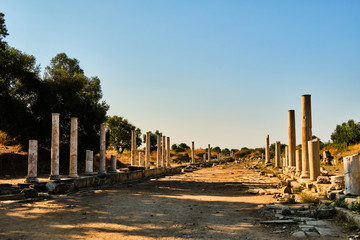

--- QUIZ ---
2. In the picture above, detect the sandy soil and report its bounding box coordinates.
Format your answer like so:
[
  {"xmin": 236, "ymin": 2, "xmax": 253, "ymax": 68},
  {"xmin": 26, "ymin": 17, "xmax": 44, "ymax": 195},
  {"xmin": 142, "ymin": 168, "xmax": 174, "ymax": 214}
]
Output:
[{"xmin": 0, "ymin": 162, "xmax": 349, "ymax": 239}]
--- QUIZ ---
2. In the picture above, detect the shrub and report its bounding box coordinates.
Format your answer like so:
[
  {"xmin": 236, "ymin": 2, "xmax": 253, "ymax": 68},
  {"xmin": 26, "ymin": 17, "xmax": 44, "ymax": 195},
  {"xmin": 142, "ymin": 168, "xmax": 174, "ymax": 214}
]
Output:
[{"xmin": 299, "ymin": 192, "xmax": 318, "ymax": 204}]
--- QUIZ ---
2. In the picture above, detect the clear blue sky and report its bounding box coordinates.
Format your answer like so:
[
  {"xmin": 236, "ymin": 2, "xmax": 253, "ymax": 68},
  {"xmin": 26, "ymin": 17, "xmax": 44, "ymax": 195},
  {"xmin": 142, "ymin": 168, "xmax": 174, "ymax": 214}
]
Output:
[{"xmin": 2, "ymin": 1, "xmax": 360, "ymax": 149}]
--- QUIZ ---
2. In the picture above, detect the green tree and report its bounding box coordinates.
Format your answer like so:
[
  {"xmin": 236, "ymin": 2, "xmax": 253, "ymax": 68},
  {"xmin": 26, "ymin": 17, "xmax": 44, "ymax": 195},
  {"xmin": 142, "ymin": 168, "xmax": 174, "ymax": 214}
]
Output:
[
  {"xmin": 331, "ymin": 120, "xmax": 360, "ymax": 146},
  {"xmin": 107, "ymin": 115, "xmax": 142, "ymax": 153},
  {"xmin": 213, "ymin": 146, "xmax": 221, "ymax": 153},
  {"xmin": 221, "ymin": 148, "xmax": 230, "ymax": 155},
  {"xmin": 178, "ymin": 143, "xmax": 190, "ymax": 151}
]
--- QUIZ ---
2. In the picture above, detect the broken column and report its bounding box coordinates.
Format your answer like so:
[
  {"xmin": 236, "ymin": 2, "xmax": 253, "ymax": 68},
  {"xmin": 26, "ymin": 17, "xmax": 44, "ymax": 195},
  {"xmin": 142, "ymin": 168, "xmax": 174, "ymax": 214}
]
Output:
[
  {"xmin": 109, "ymin": 155, "xmax": 117, "ymax": 173},
  {"xmin": 275, "ymin": 141, "xmax": 280, "ymax": 168},
  {"xmin": 265, "ymin": 134, "xmax": 270, "ymax": 164},
  {"xmin": 157, "ymin": 135, "xmax": 161, "ymax": 168},
  {"xmin": 283, "ymin": 146, "xmax": 288, "ymax": 168},
  {"xmin": 301, "ymin": 94, "xmax": 312, "ymax": 178},
  {"xmin": 69, "ymin": 117, "xmax": 78, "ymax": 178},
  {"xmin": 166, "ymin": 137, "xmax": 170, "ymax": 167},
  {"xmin": 288, "ymin": 110, "xmax": 296, "ymax": 167},
  {"xmin": 139, "ymin": 152, "xmax": 145, "ymax": 167},
  {"xmin": 296, "ymin": 149, "xmax": 302, "ymax": 176},
  {"xmin": 208, "ymin": 144, "xmax": 211, "ymax": 162},
  {"xmin": 344, "ymin": 155, "xmax": 360, "ymax": 195},
  {"xmin": 50, "ymin": 113, "xmax": 60, "ymax": 180},
  {"xmin": 85, "ymin": 150, "xmax": 94, "ymax": 175},
  {"xmin": 308, "ymin": 138, "xmax": 320, "ymax": 181},
  {"xmin": 203, "ymin": 153, "xmax": 206, "ymax": 163},
  {"xmin": 145, "ymin": 132, "xmax": 150, "ymax": 169},
  {"xmin": 162, "ymin": 136, "xmax": 166, "ymax": 167},
  {"xmin": 26, "ymin": 140, "xmax": 38, "ymax": 183},
  {"xmin": 98, "ymin": 123, "xmax": 106, "ymax": 174},
  {"xmin": 131, "ymin": 130, "xmax": 136, "ymax": 166},
  {"xmin": 191, "ymin": 141, "xmax": 195, "ymax": 164}
]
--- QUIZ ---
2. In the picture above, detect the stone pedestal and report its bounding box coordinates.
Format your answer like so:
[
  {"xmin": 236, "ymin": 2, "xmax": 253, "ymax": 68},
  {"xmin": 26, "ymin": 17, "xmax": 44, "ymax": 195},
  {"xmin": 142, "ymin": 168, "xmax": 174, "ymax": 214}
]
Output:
[
  {"xmin": 344, "ymin": 155, "xmax": 360, "ymax": 195},
  {"xmin": 157, "ymin": 135, "xmax": 161, "ymax": 168},
  {"xmin": 98, "ymin": 123, "xmax": 106, "ymax": 174},
  {"xmin": 296, "ymin": 149, "xmax": 302, "ymax": 176},
  {"xmin": 162, "ymin": 136, "xmax": 166, "ymax": 167},
  {"xmin": 50, "ymin": 113, "xmax": 60, "ymax": 180},
  {"xmin": 69, "ymin": 117, "xmax": 79, "ymax": 178},
  {"xmin": 85, "ymin": 150, "xmax": 93, "ymax": 175},
  {"xmin": 131, "ymin": 130, "xmax": 136, "ymax": 166},
  {"xmin": 301, "ymin": 94, "xmax": 312, "ymax": 178},
  {"xmin": 275, "ymin": 141, "xmax": 280, "ymax": 168},
  {"xmin": 145, "ymin": 132, "xmax": 150, "ymax": 169},
  {"xmin": 191, "ymin": 141, "xmax": 195, "ymax": 164},
  {"xmin": 139, "ymin": 152, "xmax": 145, "ymax": 167},
  {"xmin": 166, "ymin": 137, "xmax": 170, "ymax": 167},
  {"xmin": 26, "ymin": 140, "xmax": 38, "ymax": 183},
  {"xmin": 308, "ymin": 138, "xmax": 320, "ymax": 181},
  {"xmin": 265, "ymin": 134, "xmax": 270, "ymax": 164},
  {"xmin": 288, "ymin": 110, "xmax": 296, "ymax": 167},
  {"xmin": 109, "ymin": 155, "xmax": 117, "ymax": 173},
  {"xmin": 208, "ymin": 144, "xmax": 211, "ymax": 162}
]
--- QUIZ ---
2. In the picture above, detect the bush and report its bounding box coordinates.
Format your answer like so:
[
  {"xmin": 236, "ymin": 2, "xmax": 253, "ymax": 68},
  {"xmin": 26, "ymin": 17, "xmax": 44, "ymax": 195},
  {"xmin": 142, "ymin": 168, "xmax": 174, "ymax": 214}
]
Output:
[
  {"xmin": 331, "ymin": 120, "xmax": 360, "ymax": 146},
  {"xmin": 299, "ymin": 192, "xmax": 318, "ymax": 204}
]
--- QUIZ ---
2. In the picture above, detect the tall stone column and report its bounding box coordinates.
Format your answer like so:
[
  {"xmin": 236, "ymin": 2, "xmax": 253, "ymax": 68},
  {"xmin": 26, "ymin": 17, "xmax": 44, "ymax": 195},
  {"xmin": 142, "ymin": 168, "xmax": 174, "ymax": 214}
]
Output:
[
  {"xmin": 301, "ymin": 94, "xmax": 312, "ymax": 178},
  {"xmin": 191, "ymin": 141, "xmax": 195, "ymax": 164},
  {"xmin": 99, "ymin": 123, "xmax": 106, "ymax": 174},
  {"xmin": 344, "ymin": 155, "xmax": 360, "ymax": 195},
  {"xmin": 296, "ymin": 149, "xmax": 302, "ymax": 176},
  {"xmin": 288, "ymin": 110, "xmax": 296, "ymax": 167},
  {"xmin": 145, "ymin": 132, "xmax": 151, "ymax": 169},
  {"xmin": 26, "ymin": 140, "xmax": 38, "ymax": 183},
  {"xmin": 69, "ymin": 117, "xmax": 78, "ymax": 178},
  {"xmin": 308, "ymin": 138, "xmax": 320, "ymax": 181},
  {"xmin": 162, "ymin": 136, "xmax": 166, "ymax": 167},
  {"xmin": 285, "ymin": 146, "xmax": 289, "ymax": 167},
  {"xmin": 50, "ymin": 113, "xmax": 60, "ymax": 180},
  {"xmin": 208, "ymin": 144, "xmax": 211, "ymax": 162},
  {"xmin": 157, "ymin": 135, "xmax": 161, "ymax": 168},
  {"xmin": 166, "ymin": 137, "xmax": 170, "ymax": 167},
  {"xmin": 265, "ymin": 134, "xmax": 270, "ymax": 164},
  {"xmin": 85, "ymin": 150, "xmax": 93, "ymax": 175},
  {"xmin": 131, "ymin": 130, "xmax": 136, "ymax": 166},
  {"xmin": 275, "ymin": 141, "xmax": 280, "ymax": 168},
  {"xmin": 109, "ymin": 155, "xmax": 117, "ymax": 173},
  {"xmin": 139, "ymin": 152, "xmax": 145, "ymax": 167}
]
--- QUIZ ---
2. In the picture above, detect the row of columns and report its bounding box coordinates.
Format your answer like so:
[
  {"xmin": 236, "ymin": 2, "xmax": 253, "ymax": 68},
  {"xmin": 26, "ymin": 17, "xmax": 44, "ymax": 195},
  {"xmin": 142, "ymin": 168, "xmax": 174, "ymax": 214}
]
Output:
[{"xmin": 266, "ymin": 94, "xmax": 320, "ymax": 181}]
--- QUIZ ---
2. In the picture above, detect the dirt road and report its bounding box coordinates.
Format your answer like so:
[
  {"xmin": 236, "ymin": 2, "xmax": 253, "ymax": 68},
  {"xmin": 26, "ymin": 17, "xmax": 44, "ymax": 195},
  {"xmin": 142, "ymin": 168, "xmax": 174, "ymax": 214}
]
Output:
[{"xmin": 0, "ymin": 162, "xmax": 348, "ymax": 239}]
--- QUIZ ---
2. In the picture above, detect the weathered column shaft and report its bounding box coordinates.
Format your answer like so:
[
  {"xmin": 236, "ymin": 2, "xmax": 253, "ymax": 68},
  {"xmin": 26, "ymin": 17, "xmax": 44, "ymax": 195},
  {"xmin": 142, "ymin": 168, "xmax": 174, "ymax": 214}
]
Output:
[
  {"xmin": 296, "ymin": 149, "xmax": 302, "ymax": 175},
  {"xmin": 109, "ymin": 155, "xmax": 117, "ymax": 173},
  {"xmin": 50, "ymin": 113, "xmax": 60, "ymax": 180},
  {"xmin": 157, "ymin": 135, "xmax": 161, "ymax": 168},
  {"xmin": 191, "ymin": 141, "xmax": 195, "ymax": 164},
  {"xmin": 265, "ymin": 134, "xmax": 270, "ymax": 164},
  {"xmin": 308, "ymin": 138, "xmax": 320, "ymax": 181},
  {"xmin": 69, "ymin": 117, "xmax": 78, "ymax": 178},
  {"xmin": 301, "ymin": 94, "xmax": 312, "ymax": 178},
  {"xmin": 284, "ymin": 145, "xmax": 288, "ymax": 167},
  {"xmin": 99, "ymin": 123, "xmax": 106, "ymax": 174},
  {"xmin": 131, "ymin": 130, "xmax": 136, "ymax": 166},
  {"xmin": 208, "ymin": 144, "xmax": 211, "ymax": 162},
  {"xmin": 344, "ymin": 155, "xmax": 360, "ymax": 195},
  {"xmin": 288, "ymin": 110, "xmax": 296, "ymax": 167},
  {"xmin": 139, "ymin": 152, "xmax": 145, "ymax": 167},
  {"xmin": 166, "ymin": 137, "xmax": 170, "ymax": 167},
  {"xmin": 145, "ymin": 132, "xmax": 151, "ymax": 169},
  {"xmin": 85, "ymin": 150, "xmax": 94, "ymax": 175},
  {"xmin": 162, "ymin": 136, "xmax": 166, "ymax": 167},
  {"xmin": 275, "ymin": 141, "xmax": 280, "ymax": 168},
  {"xmin": 203, "ymin": 153, "xmax": 206, "ymax": 163},
  {"xmin": 26, "ymin": 140, "xmax": 38, "ymax": 183}
]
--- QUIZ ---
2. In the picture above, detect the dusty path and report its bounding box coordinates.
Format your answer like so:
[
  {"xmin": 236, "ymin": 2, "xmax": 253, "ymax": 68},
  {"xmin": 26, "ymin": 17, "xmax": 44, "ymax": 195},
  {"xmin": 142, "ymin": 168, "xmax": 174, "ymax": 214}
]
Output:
[{"xmin": 0, "ymin": 162, "xmax": 348, "ymax": 239}]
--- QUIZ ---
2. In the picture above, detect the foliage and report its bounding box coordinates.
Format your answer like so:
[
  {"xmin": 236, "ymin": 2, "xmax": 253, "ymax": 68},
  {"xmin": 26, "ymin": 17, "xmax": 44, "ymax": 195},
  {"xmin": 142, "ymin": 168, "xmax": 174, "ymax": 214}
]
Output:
[
  {"xmin": 349, "ymin": 197, "xmax": 360, "ymax": 212},
  {"xmin": 143, "ymin": 130, "xmax": 162, "ymax": 151},
  {"xmin": 331, "ymin": 120, "xmax": 360, "ymax": 146},
  {"xmin": 299, "ymin": 192, "xmax": 318, "ymax": 204},
  {"xmin": 212, "ymin": 146, "xmax": 221, "ymax": 153},
  {"xmin": 106, "ymin": 115, "xmax": 141, "ymax": 153},
  {"xmin": 0, "ymin": 13, "xmax": 109, "ymax": 154},
  {"xmin": 221, "ymin": 148, "xmax": 230, "ymax": 155},
  {"xmin": 171, "ymin": 143, "xmax": 190, "ymax": 152}
]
